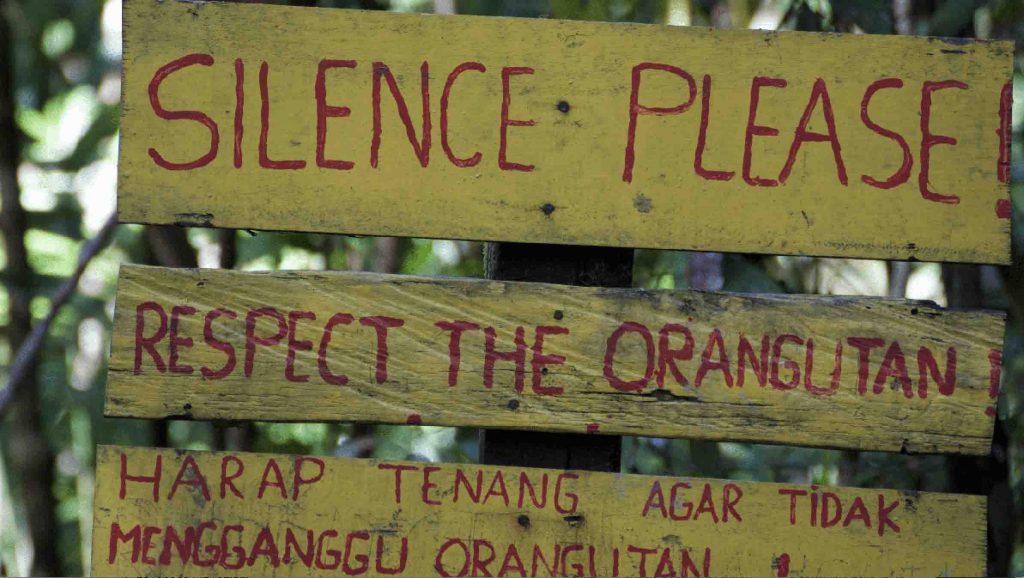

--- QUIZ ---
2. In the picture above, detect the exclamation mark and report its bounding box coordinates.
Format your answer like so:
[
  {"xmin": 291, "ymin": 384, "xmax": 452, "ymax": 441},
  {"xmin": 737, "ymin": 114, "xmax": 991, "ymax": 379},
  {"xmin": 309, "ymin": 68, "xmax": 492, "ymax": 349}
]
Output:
[{"xmin": 987, "ymin": 349, "xmax": 1002, "ymax": 417}]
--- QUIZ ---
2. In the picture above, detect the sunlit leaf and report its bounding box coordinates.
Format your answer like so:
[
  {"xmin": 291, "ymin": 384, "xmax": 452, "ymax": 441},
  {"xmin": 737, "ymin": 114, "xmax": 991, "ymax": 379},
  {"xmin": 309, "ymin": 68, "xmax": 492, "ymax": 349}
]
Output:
[
  {"xmin": 41, "ymin": 19, "xmax": 75, "ymax": 59},
  {"xmin": 17, "ymin": 86, "xmax": 101, "ymax": 164}
]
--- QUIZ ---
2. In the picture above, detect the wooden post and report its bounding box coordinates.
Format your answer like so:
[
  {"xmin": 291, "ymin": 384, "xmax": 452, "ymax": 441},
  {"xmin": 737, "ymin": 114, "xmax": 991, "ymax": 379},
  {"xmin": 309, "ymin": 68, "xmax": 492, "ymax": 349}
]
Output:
[{"xmin": 479, "ymin": 242, "xmax": 633, "ymax": 472}]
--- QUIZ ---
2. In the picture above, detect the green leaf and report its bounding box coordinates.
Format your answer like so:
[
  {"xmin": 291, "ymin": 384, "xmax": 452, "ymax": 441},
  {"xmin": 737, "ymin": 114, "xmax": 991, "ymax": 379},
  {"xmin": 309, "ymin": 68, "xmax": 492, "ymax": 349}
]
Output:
[
  {"xmin": 25, "ymin": 229, "xmax": 80, "ymax": 277},
  {"xmin": 722, "ymin": 254, "xmax": 785, "ymax": 294},
  {"xmin": 831, "ymin": 0, "xmax": 892, "ymax": 33},
  {"xmin": 928, "ymin": 0, "xmax": 985, "ymax": 37},
  {"xmin": 59, "ymin": 104, "xmax": 119, "ymax": 171}
]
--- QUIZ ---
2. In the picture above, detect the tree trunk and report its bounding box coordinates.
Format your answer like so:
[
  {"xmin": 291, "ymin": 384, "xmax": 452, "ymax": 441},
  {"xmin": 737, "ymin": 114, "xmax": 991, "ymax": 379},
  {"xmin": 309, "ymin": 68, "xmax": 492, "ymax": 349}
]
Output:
[
  {"xmin": 143, "ymin": 225, "xmax": 198, "ymax": 448},
  {"xmin": 0, "ymin": 4, "xmax": 60, "ymax": 574},
  {"xmin": 479, "ymin": 243, "xmax": 633, "ymax": 472},
  {"xmin": 942, "ymin": 263, "xmax": 1012, "ymax": 576}
]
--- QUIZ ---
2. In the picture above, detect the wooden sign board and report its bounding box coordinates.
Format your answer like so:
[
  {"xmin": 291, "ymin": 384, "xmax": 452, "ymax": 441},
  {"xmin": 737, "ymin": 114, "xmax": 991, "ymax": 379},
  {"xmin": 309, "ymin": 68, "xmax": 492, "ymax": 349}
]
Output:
[
  {"xmin": 92, "ymin": 445, "xmax": 985, "ymax": 577},
  {"xmin": 106, "ymin": 265, "xmax": 1004, "ymax": 455},
  {"xmin": 119, "ymin": 0, "xmax": 1013, "ymax": 264}
]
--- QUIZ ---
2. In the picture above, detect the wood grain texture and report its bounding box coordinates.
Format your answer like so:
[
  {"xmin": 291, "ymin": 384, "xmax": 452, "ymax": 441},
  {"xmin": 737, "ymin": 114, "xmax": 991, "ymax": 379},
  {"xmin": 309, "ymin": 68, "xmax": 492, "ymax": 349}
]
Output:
[
  {"xmin": 119, "ymin": 1, "xmax": 1012, "ymax": 264},
  {"xmin": 479, "ymin": 243, "xmax": 633, "ymax": 472},
  {"xmin": 106, "ymin": 265, "xmax": 1004, "ymax": 455},
  {"xmin": 91, "ymin": 445, "xmax": 987, "ymax": 577}
]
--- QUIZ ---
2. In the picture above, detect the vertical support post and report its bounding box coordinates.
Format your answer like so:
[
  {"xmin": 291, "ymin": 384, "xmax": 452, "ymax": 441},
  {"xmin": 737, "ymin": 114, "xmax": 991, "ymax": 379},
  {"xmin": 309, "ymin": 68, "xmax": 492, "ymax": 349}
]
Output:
[{"xmin": 479, "ymin": 242, "xmax": 633, "ymax": 472}]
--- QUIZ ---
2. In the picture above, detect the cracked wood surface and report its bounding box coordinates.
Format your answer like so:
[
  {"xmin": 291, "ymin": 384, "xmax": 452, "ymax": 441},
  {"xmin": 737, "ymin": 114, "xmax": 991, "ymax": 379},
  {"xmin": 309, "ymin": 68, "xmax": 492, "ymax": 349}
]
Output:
[
  {"xmin": 119, "ymin": 0, "xmax": 1012, "ymax": 264},
  {"xmin": 105, "ymin": 265, "xmax": 1004, "ymax": 455},
  {"xmin": 91, "ymin": 445, "xmax": 986, "ymax": 577}
]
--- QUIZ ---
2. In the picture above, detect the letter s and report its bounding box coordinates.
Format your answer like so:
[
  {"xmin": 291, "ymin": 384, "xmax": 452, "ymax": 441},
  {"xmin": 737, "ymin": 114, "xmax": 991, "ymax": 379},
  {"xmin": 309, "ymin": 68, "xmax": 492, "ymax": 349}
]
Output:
[{"xmin": 148, "ymin": 53, "xmax": 219, "ymax": 170}]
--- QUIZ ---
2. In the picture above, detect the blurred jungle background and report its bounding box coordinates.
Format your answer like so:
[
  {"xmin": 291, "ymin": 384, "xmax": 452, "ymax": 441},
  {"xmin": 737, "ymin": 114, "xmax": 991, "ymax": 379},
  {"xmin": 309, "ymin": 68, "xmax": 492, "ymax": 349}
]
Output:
[{"xmin": 0, "ymin": 0, "xmax": 1022, "ymax": 575}]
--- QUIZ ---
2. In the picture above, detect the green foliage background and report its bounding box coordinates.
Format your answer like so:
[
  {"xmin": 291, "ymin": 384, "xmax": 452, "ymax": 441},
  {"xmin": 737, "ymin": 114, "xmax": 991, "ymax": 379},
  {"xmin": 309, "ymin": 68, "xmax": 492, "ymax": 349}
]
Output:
[{"xmin": 0, "ymin": 0, "xmax": 1022, "ymax": 575}]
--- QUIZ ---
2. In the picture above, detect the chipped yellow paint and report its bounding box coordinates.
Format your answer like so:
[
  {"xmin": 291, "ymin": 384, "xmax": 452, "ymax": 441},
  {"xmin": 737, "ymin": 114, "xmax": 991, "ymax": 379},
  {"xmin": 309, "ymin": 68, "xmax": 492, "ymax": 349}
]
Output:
[
  {"xmin": 106, "ymin": 265, "xmax": 1004, "ymax": 455},
  {"xmin": 91, "ymin": 445, "xmax": 986, "ymax": 577},
  {"xmin": 119, "ymin": 1, "xmax": 1013, "ymax": 264}
]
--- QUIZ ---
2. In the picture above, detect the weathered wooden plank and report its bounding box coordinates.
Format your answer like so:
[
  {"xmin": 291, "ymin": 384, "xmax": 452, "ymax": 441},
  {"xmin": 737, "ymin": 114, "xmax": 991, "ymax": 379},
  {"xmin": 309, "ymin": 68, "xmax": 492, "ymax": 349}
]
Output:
[
  {"xmin": 91, "ymin": 445, "xmax": 986, "ymax": 577},
  {"xmin": 480, "ymin": 243, "xmax": 633, "ymax": 472},
  {"xmin": 105, "ymin": 265, "xmax": 1004, "ymax": 455},
  {"xmin": 119, "ymin": 1, "xmax": 1012, "ymax": 264}
]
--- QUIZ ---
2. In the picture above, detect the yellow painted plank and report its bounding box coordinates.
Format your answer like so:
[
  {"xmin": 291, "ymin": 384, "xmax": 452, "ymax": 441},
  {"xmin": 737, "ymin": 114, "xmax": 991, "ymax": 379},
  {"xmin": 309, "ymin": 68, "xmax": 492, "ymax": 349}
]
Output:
[
  {"xmin": 91, "ymin": 445, "xmax": 986, "ymax": 577},
  {"xmin": 119, "ymin": 1, "xmax": 1013, "ymax": 264},
  {"xmin": 106, "ymin": 265, "xmax": 1005, "ymax": 455}
]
